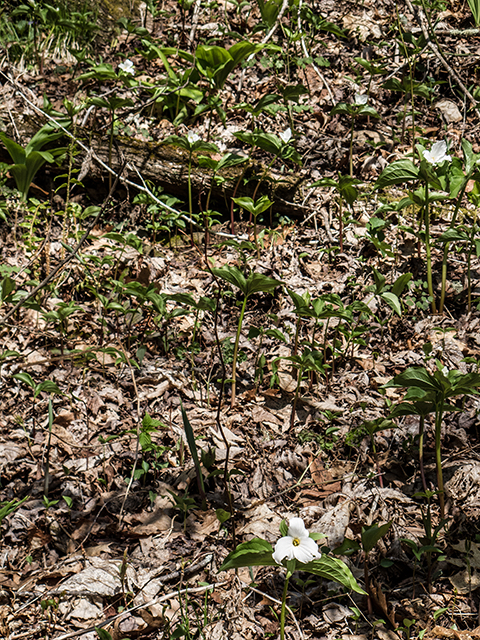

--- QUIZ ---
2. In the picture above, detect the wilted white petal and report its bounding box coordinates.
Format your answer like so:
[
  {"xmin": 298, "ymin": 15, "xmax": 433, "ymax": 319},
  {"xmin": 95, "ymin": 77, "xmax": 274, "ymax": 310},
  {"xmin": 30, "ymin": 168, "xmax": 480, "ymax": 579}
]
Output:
[
  {"xmin": 279, "ymin": 127, "xmax": 292, "ymax": 143},
  {"xmin": 119, "ymin": 59, "xmax": 135, "ymax": 75},
  {"xmin": 354, "ymin": 93, "xmax": 368, "ymax": 105}
]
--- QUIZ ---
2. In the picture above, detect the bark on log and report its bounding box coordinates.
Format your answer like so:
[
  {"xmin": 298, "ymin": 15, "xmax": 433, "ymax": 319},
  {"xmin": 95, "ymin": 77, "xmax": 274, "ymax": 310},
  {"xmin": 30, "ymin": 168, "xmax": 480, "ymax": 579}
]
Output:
[{"xmin": 87, "ymin": 133, "xmax": 307, "ymax": 217}]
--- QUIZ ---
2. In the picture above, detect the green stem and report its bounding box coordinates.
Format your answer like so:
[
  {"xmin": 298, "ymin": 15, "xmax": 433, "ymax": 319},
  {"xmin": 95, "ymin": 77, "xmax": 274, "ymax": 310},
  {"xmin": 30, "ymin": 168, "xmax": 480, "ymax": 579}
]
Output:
[
  {"xmin": 349, "ymin": 116, "xmax": 355, "ymax": 177},
  {"xmin": 188, "ymin": 151, "xmax": 194, "ymax": 244},
  {"xmin": 439, "ymin": 180, "xmax": 469, "ymax": 313},
  {"xmin": 424, "ymin": 183, "xmax": 437, "ymax": 313},
  {"xmin": 435, "ymin": 408, "xmax": 445, "ymax": 518},
  {"xmin": 231, "ymin": 296, "xmax": 248, "ymax": 407},
  {"xmin": 418, "ymin": 415, "xmax": 427, "ymax": 493},
  {"xmin": 280, "ymin": 573, "xmax": 291, "ymax": 640}
]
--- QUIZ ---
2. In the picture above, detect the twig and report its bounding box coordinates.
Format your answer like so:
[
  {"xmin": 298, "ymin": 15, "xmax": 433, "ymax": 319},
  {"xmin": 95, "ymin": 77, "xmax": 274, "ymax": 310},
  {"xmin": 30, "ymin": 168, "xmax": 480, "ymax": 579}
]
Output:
[
  {"xmin": 297, "ymin": 0, "xmax": 334, "ymax": 102},
  {"xmin": 117, "ymin": 340, "xmax": 141, "ymax": 526},
  {"xmin": 0, "ymin": 161, "xmax": 126, "ymax": 326},
  {"xmin": 40, "ymin": 581, "xmax": 226, "ymax": 640},
  {"xmin": 0, "ymin": 70, "xmax": 248, "ymax": 242},
  {"xmin": 241, "ymin": 581, "xmax": 305, "ymax": 640},
  {"xmin": 404, "ymin": 0, "xmax": 480, "ymax": 114}
]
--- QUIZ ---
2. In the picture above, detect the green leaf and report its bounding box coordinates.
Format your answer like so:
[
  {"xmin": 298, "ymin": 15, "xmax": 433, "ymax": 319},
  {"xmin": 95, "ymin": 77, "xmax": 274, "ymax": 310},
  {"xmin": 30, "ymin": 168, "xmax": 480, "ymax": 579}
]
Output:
[
  {"xmin": 219, "ymin": 538, "xmax": 276, "ymax": 571},
  {"xmin": 375, "ymin": 159, "xmax": 419, "ymax": 189},
  {"xmin": 12, "ymin": 372, "xmax": 35, "ymax": 389},
  {"xmin": 301, "ymin": 556, "xmax": 366, "ymax": 594},
  {"xmin": 391, "ymin": 272, "xmax": 412, "ymax": 297},
  {"xmin": 381, "ymin": 291, "xmax": 401, "ymax": 316},
  {"xmin": 361, "ymin": 521, "xmax": 392, "ymax": 554}
]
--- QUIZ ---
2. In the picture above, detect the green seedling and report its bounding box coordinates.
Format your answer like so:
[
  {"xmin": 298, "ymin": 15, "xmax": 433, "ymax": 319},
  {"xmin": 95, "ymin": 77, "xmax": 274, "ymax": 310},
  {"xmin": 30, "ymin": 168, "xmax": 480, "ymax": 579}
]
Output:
[
  {"xmin": 220, "ymin": 518, "xmax": 364, "ymax": 640},
  {"xmin": 193, "ymin": 40, "xmax": 265, "ymax": 129},
  {"xmin": 162, "ymin": 132, "xmax": 218, "ymax": 241},
  {"xmin": 210, "ymin": 266, "xmax": 282, "ymax": 406},
  {"xmin": 168, "ymin": 490, "xmax": 198, "ymax": 533},
  {"xmin": 272, "ymin": 348, "xmax": 329, "ymax": 428},
  {"xmin": 330, "ymin": 95, "xmax": 380, "ymax": 176},
  {"xmin": 0, "ymin": 496, "xmax": 29, "ymax": 539},
  {"xmin": 0, "ymin": 122, "xmax": 67, "ymax": 200},
  {"xmin": 385, "ymin": 364, "xmax": 480, "ymax": 517},
  {"xmin": 367, "ymin": 268, "xmax": 413, "ymax": 318},
  {"xmin": 87, "ymin": 96, "xmax": 134, "ymax": 190},
  {"xmin": 467, "ymin": 0, "xmax": 480, "ymax": 25},
  {"xmin": 42, "ymin": 301, "xmax": 82, "ymax": 355},
  {"xmin": 180, "ymin": 400, "xmax": 206, "ymax": 509},
  {"xmin": 232, "ymin": 195, "xmax": 273, "ymax": 257},
  {"xmin": 311, "ymin": 174, "xmax": 361, "ymax": 251}
]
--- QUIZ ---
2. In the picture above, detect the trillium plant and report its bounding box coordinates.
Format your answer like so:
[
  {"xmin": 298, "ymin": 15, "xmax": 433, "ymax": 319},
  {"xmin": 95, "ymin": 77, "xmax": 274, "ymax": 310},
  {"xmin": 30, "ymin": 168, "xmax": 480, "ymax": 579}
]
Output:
[
  {"xmin": 374, "ymin": 139, "xmax": 464, "ymax": 314},
  {"xmin": 220, "ymin": 517, "xmax": 365, "ymax": 640}
]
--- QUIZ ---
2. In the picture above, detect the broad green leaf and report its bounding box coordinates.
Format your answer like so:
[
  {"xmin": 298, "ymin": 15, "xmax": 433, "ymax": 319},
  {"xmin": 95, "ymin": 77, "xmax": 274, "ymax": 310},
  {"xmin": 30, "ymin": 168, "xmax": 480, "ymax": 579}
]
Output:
[
  {"xmin": 383, "ymin": 367, "xmax": 439, "ymax": 392},
  {"xmin": 361, "ymin": 521, "xmax": 392, "ymax": 555},
  {"xmin": 211, "ymin": 265, "xmax": 247, "ymax": 293},
  {"xmin": 391, "ymin": 272, "xmax": 412, "ymax": 297},
  {"xmin": 0, "ymin": 133, "xmax": 26, "ymax": 165},
  {"xmin": 301, "ymin": 556, "xmax": 366, "ymax": 594},
  {"xmin": 219, "ymin": 538, "xmax": 275, "ymax": 571},
  {"xmin": 244, "ymin": 273, "xmax": 282, "ymax": 297},
  {"xmin": 375, "ymin": 159, "xmax": 419, "ymax": 189},
  {"xmin": 381, "ymin": 291, "xmax": 401, "ymax": 316},
  {"xmin": 35, "ymin": 380, "xmax": 61, "ymax": 397},
  {"xmin": 12, "ymin": 372, "xmax": 35, "ymax": 389}
]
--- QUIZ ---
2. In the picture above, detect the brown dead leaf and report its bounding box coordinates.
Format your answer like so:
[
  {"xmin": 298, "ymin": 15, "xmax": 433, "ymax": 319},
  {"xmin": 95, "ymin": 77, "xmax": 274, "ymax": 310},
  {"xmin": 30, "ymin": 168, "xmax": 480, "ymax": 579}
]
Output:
[
  {"xmin": 310, "ymin": 457, "xmax": 342, "ymax": 497},
  {"xmin": 370, "ymin": 580, "xmax": 397, "ymax": 628},
  {"xmin": 426, "ymin": 627, "xmax": 480, "ymax": 640}
]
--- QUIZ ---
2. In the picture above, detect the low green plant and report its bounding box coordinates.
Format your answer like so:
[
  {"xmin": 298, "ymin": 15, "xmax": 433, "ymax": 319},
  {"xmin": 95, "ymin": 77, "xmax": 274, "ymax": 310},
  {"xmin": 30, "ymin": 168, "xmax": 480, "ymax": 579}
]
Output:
[
  {"xmin": 311, "ymin": 174, "xmax": 360, "ymax": 251},
  {"xmin": 220, "ymin": 517, "xmax": 365, "ymax": 640},
  {"xmin": 0, "ymin": 122, "xmax": 67, "ymax": 200},
  {"xmin": 385, "ymin": 364, "xmax": 480, "ymax": 518},
  {"xmin": 210, "ymin": 265, "xmax": 282, "ymax": 406},
  {"xmin": 330, "ymin": 94, "xmax": 380, "ymax": 176},
  {"xmin": 467, "ymin": 0, "xmax": 480, "ymax": 26},
  {"xmin": 232, "ymin": 195, "xmax": 273, "ymax": 257}
]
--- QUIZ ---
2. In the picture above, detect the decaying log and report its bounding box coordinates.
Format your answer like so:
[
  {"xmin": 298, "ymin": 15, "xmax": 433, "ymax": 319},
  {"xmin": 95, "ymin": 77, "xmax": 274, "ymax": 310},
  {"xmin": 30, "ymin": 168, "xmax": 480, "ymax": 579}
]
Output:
[{"xmin": 87, "ymin": 132, "xmax": 308, "ymax": 217}]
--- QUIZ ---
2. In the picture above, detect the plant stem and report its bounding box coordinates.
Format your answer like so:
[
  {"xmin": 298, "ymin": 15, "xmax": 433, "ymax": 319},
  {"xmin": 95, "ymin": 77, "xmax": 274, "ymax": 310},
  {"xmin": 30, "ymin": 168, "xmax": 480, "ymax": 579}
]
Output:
[
  {"xmin": 435, "ymin": 408, "xmax": 445, "ymax": 518},
  {"xmin": 231, "ymin": 295, "xmax": 248, "ymax": 407},
  {"xmin": 418, "ymin": 415, "xmax": 427, "ymax": 493},
  {"xmin": 349, "ymin": 116, "xmax": 355, "ymax": 177},
  {"xmin": 423, "ymin": 183, "xmax": 437, "ymax": 313},
  {"xmin": 280, "ymin": 574, "xmax": 291, "ymax": 640}
]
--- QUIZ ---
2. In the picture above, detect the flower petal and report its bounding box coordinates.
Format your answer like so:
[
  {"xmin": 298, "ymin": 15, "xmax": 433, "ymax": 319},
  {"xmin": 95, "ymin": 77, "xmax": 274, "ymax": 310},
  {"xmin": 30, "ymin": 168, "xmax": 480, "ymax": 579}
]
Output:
[
  {"xmin": 273, "ymin": 536, "xmax": 295, "ymax": 564},
  {"xmin": 294, "ymin": 537, "xmax": 321, "ymax": 564},
  {"xmin": 287, "ymin": 518, "xmax": 309, "ymax": 540}
]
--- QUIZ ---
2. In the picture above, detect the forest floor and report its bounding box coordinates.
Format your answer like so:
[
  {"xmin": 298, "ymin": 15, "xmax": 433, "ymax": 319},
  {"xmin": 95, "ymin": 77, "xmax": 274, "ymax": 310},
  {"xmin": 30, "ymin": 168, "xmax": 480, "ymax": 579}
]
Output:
[{"xmin": 2, "ymin": 0, "xmax": 480, "ymax": 638}]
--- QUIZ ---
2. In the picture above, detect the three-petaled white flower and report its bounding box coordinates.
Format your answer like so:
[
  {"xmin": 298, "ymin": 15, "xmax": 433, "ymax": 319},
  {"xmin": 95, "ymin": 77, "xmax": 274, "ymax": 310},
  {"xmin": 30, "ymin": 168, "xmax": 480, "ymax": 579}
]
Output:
[
  {"xmin": 272, "ymin": 517, "xmax": 321, "ymax": 565},
  {"xmin": 119, "ymin": 59, "xmax": 135, "ymax": 75},
  {"xmin": 279, "ymin": 127, "xmax": 292, "ymax": 144},
  {"xmin": 354, "ymin": 93, "xmax": 368, "ymax": 106},
  {"xmin": 186, "ymin": 131, "xmax": 201, "ymax": 144},
  {"xmin": 422, "ymin": 140, "xmax": 451, "ymax": 165}
]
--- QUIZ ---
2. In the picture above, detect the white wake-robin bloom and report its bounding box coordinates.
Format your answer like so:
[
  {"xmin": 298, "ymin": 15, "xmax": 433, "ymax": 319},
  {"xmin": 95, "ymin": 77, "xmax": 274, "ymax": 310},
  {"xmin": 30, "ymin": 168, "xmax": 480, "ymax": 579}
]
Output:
[
  {"xmin": 273, "ymin": 518, "xmax": 321, "ymax": 565},
  {"xmin": 119, "ymin": 59, "xmax": 135, "ymax": 75},
  {"xmin": 422, "ymin": 140, "xmax": 451, "ymax": 165},
  {"xmin": 186, "ymin": 131, "xmax": 201, "ymax": 144},
  {"xmin": 279, "ymin": 127, "xmax": 292, "ymax": 144},
  {"xmin": 354, "ymin": 93, "xmax": 368, "ymax": 105}
]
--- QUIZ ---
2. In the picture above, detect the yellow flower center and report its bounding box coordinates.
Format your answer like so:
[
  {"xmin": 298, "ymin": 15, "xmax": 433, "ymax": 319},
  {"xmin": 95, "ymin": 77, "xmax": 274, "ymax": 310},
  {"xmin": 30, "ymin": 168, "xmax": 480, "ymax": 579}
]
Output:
[{"xmin": 292, "ymin": 538, "xmax": 300, "ymax": 547}]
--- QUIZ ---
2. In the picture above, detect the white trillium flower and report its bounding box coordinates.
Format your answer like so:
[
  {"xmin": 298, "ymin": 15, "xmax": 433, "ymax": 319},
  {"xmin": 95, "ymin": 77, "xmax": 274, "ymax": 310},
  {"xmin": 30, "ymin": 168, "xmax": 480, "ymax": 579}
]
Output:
[
  {"xmin": 354, "ymin": 93, "xmax": 368, "ymax": 106},
  {"xmin": 119, "ymin": 59, "xmax": 135, "ymax": 75},
  {"xmin": 272, "ymin": 517, "xmax": 321, "ymax": 565},
  {"xmin": 279, "ymin": 127, "xmax": 292, "ymax": 144},
  {"xmin": 186, "ymin": 131, "xmax": 201, "ymax": 144},
  {"xmin": 422, "ymin": 140, "xmax": 451, "ymax": 165}
]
